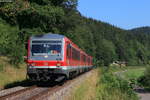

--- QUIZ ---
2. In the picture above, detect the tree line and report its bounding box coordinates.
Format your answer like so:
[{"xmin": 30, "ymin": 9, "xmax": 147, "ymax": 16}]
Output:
[{"xmin": 0, "ymin": 0, "xmax": 150, "ymax": 66}]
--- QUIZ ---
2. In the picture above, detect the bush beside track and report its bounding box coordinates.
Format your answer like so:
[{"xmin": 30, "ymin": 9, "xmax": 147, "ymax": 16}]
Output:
[
  {"xmin": 96, "ymin": 67, "xmax": 138, "ymax": 100},
  {"xmin": 138, "ymin": 66, "xmax": 150, "ymax": 90}
]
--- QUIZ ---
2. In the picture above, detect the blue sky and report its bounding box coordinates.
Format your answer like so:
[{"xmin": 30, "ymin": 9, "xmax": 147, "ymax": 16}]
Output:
[{"xmin": 77, "ymin": 0, "xmax": 150, "ymax": 29}]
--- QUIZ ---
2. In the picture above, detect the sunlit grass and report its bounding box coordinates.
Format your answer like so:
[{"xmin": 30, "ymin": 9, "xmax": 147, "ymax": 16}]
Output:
[
  {"xmin": 123, "ymin": 68, "xmax": 145, "ymax": 80},
  {"xmin": 0, "ymin": 56, "xmax": 26, "ymax": 89},
  {"xmin": 96, "ymin": 84, "xmax": 131, "ymax": 100},
  {"xmin": 111, "ymin": 65, "xmax": 146, "ymax": 80}
]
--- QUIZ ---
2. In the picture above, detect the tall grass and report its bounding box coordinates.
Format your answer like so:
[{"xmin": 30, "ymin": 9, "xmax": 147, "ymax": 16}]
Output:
[
  {"xmin": 0, "ymin": 64, "xmax": 4, "ymax": 71},
  {"xmin": 0, "ymin": 56, "xmax": 26, "ymax": 89}
]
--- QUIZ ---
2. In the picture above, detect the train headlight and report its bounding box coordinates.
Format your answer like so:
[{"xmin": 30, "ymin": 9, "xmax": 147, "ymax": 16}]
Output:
[
  {"xmin": 31, "ymin": 63, "xmax": 35, "ymax": 66},
  {"xmin": 56, "ymin": 63, "xmax": 61, "ymax": 66},
  {"xmin": 28, "ymin": 66, "xmax": 33, "ymax": 68}
]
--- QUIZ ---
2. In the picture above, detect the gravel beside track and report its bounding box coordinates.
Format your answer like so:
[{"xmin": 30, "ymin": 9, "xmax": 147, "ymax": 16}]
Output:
[{"xmin": 29, "ymin": 70, "xmax": 93, "ymax": 100}]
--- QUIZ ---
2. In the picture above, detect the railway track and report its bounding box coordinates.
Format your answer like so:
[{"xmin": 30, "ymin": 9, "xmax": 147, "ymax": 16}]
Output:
[
  {"xmin": 0, "ymin": 81, "xmax": 68, "ymax": 100},
  {"xmin": 0, "ymin": 70, "xmax": 93, "ymax": 100},
  {"xmin": 0, "ymin": 85, "xmax": 37, "ymax": 100},
  {"xmin": 0, "ymin": 83, "xmax": 62, "ymax": 100}
]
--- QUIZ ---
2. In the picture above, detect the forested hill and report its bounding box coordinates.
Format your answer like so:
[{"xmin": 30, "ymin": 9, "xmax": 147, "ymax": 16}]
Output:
[
  {"xmin": 130, "ymin": 27, "xmax": 150, "ymax": 34},
  {"xmin": 0, "ymin": 0, "xmax": 150, "ymax": 66}
]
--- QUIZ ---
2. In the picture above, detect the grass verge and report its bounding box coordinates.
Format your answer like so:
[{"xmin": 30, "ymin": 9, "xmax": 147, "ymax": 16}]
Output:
[
  {"xmin": 0, "ymin": 56, "xmax": 26, "ymax": 89},
  {"xmin": 123, "ymin": 67, "xmax": 145, "ymax": 80},
  {"xmin": 67, "ymin": 69, "xmax": 98, "ymax": 100}
]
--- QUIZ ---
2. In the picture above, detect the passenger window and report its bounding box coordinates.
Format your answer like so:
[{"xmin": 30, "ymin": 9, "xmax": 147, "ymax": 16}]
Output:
[{"xmin": 67, "ymin": 44, "xmax": 71, "ymax": 59}]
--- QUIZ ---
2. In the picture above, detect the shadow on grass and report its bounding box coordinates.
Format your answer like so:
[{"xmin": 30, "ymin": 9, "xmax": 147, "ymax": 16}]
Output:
[
  {"xmin": 4, "ymin": 79, "xmax": 66, "ymax": 89},
  {"xmin": 4, "ymin": 79, "xmax": 36, "ymax": 89}
]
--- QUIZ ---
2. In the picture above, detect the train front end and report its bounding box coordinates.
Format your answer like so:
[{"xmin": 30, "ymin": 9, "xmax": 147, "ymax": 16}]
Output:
[{"xmin": 27, "ymin": 34, "xmax": 67, "ymax": 81}]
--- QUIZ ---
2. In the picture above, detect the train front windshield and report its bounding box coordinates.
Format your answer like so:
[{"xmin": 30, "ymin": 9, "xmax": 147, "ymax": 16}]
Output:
[{"xmin": 30, "ymin": 40, "xmax": 63, "ymax": 60}]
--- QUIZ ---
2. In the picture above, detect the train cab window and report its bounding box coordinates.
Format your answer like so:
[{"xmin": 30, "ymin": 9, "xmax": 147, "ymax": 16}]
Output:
[
  {"xmin": 47, "ymin": 44, "xmax": 61, "ymax": 55},
  {"xmin": 31, "ymin": 40, "xmax": 62, "ymax": 56}
]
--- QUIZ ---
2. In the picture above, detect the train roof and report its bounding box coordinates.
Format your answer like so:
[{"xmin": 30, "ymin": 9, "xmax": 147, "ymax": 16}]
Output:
[{"xmin": 31, "ymin": 33, "xmax": 65, "ymax": 40}]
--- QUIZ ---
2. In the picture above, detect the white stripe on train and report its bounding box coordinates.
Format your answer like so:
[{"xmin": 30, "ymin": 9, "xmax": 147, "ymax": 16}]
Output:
[{"xmin": 28, "ymin": 66, "xmax": 92, "ymax": 70}]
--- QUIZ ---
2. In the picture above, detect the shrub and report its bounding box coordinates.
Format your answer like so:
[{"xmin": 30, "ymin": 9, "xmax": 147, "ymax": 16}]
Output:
[
  {"xmin": 0, "ymin": 18, "xmax": 25, "ymax": 66},
  {"xmin": 9, "ymin": 44, "xmax": 25, "ymax": 66},
  {"xmin": 96, "ymin": 68, "xmax": 138, "ymax": 100},
  {"xmin": 138, "ymin": 66, "xmax": 150, "ymax": 88}
]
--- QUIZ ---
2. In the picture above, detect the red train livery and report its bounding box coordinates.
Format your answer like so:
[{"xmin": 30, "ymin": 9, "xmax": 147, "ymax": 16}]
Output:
[{"xmin": 27, "ymin": 33, "xmax": 93, "ymax": 81}]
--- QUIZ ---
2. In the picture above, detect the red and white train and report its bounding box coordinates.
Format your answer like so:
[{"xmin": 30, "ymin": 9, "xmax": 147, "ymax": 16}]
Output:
[{"xmin": 27, "ymin": 33, "xmax": 93, "ymax": 81}]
